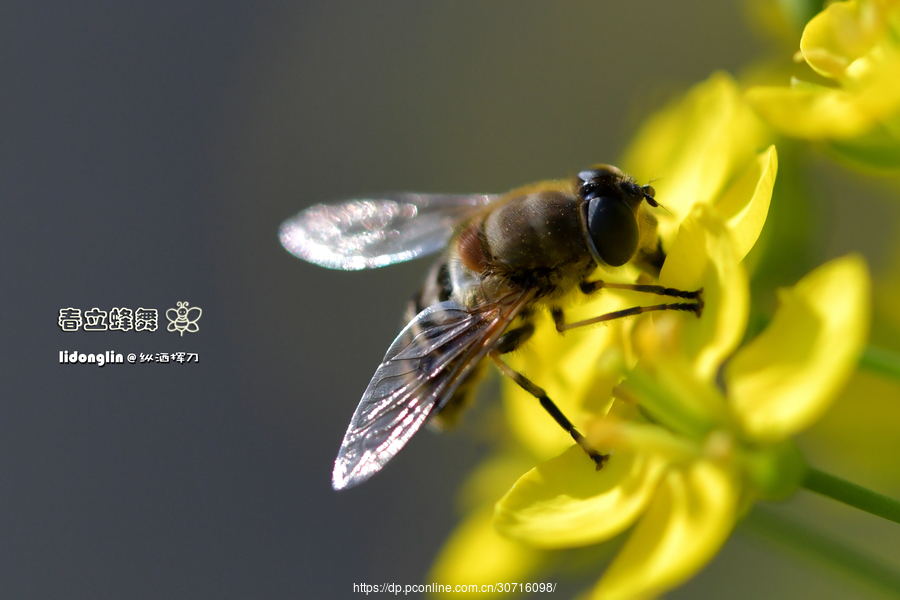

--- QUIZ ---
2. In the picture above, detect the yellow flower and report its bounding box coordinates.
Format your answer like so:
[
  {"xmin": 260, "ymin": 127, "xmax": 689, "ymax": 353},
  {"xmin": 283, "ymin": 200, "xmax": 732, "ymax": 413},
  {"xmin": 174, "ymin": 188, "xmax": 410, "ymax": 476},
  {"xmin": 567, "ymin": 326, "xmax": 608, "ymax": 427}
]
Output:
[
  {"xmin": 493, "ymin": 205, "xmax": 871, "ymax": 600},
  {"xmin": 747, "ymin": 0, "xmax": 900, "ymax": 167}
]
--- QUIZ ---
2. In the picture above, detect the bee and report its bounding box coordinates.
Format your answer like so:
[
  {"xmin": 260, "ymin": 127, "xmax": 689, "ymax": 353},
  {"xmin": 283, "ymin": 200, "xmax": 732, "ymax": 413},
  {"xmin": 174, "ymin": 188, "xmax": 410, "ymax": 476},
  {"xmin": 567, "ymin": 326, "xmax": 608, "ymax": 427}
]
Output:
[{"xmin": 280, "ymin": 165, "xmax": 703, "ymax": 490}]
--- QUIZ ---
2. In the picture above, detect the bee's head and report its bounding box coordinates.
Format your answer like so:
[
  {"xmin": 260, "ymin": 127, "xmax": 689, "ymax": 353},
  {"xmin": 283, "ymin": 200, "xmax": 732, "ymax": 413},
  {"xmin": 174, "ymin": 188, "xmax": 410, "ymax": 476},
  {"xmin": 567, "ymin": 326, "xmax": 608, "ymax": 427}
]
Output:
[{"xmin": 576, "ymin": 165, "xmax": 657, "ymax": 267}]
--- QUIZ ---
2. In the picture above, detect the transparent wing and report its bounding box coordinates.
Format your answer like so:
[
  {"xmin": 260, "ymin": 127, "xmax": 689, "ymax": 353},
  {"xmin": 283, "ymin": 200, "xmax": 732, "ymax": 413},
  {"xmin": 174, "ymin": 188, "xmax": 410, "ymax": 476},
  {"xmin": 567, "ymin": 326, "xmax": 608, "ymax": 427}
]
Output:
[
  {"xmin": 332, "ymin": 291, "xmax": 532, "ymax": 490},
  {"xmin": 279, "ymin": 193, "xmax": 497, "ymax": 270}
]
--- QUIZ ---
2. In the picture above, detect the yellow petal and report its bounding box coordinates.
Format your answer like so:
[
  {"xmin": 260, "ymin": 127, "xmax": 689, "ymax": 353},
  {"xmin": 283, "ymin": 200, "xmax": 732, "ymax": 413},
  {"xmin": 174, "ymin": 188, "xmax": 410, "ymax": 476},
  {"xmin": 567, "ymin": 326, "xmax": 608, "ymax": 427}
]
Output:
[
  {"xmin": 592, "ymin": 460, "xmax": 739, "ymax": 600},
  {"xmin": 494, "ymin": 445, "xmax": 667, "ymax": 548},
  {"xmin": 457, "ymin": 451, "xmax": 547, "ymax": 512},
  {"xmin": 746, "ymin": 84, "xmax": 874, "ymax": 138},
  {"xmin": 726, "ymin": 254, "xmax": 871, "ymax": 442},
  {"xmin": 622, "ymin": 73, "xmax": 769, "ymax": 246},
  {"xmin": 801, "ymin": 0, "xmax": 876, "ymax": 78},
  {"xmin": 429, "ymin": 507, "xmax": 545, "ymax": 598},
  {"xmin": 713, "ymin": 145, "xmax": 777, "ymax": 262},
  {"xmin": 659, "ymin": 204, "xmax": 749, "ymax": 383},
  {"xmin": 853, "ymin": 49, "xmax": 900, "ymax": 121}
]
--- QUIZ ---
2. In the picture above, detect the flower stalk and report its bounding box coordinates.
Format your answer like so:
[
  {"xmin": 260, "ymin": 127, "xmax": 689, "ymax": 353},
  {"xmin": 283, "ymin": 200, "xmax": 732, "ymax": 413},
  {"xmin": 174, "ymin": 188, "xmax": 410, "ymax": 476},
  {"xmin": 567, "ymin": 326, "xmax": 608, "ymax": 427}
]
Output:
[{"xmin": 803, "ymin": 466, "xmax": 900, "ymax": 525}]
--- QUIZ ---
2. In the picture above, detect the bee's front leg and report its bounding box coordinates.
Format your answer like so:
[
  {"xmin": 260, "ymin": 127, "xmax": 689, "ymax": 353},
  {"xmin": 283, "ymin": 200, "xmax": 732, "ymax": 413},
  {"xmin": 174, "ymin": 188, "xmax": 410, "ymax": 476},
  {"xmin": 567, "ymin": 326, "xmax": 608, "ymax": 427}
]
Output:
[
  {"xmin": 552, "ymin": 301, "xmax": 703, "ymax": 332},
  {"xmin": 580, "ymin": 278, "xmax": 703, "ymax": 302}
]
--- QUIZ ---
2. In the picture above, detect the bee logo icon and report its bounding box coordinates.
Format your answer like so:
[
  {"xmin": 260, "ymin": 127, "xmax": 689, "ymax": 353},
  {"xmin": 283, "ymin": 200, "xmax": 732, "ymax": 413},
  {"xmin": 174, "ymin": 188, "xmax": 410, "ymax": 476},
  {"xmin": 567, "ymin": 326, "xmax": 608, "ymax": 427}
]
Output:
[{"xmin": 166, "ymin": 301, "xmax": 202, "ymax": 336}]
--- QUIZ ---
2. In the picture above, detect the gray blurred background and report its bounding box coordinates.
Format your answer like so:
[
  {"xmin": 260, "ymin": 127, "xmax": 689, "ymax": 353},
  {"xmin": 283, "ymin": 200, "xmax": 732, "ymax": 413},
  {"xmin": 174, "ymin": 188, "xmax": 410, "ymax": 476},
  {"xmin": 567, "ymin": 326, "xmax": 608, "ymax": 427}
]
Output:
[{"xmin": 4, "ymin": 1, "xmax": 890, "ymax": 598}]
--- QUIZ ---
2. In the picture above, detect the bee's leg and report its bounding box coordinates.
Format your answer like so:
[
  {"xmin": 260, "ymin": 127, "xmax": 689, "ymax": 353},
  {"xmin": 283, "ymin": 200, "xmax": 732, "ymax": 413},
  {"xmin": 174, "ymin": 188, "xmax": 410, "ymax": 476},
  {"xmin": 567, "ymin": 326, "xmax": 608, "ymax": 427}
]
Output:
[
  {"xmin": 552, "ymin": 301, "xmax": 703, "ymax": 332},
  {"xmin": 489, "ymin": 350, "xmax": 608, "ymax": 470},
  {"xmin": 580, "ymin": 279, "xmax": 703, "ymax": 303},
  {"xmin": 494, "ymin": 323, "xmax": 535, "ymax": 355}
]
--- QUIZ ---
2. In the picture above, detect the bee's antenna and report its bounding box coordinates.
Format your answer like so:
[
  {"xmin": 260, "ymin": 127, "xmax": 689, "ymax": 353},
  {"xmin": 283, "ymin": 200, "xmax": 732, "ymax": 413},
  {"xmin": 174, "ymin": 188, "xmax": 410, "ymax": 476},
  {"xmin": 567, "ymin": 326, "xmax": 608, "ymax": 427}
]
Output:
[{"xmin": 652, "ymin": 200, "xmax": 672, "ymax": 215}]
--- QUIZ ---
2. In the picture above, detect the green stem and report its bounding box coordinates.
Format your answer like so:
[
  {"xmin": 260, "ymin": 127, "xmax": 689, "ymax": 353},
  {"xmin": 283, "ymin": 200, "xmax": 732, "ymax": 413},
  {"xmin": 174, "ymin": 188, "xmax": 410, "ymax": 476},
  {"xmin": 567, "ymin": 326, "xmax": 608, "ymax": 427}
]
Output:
[
  {"xmin": 803, "ymin": 467, "xmax": 900, "ymax": 525},
  {"xmin": 742, "ymin": 508, "xmax": 900, "ymax": 598},
  {"xmin": 860, "ymin": 345, "xmax": 900, "ymax": 380}
]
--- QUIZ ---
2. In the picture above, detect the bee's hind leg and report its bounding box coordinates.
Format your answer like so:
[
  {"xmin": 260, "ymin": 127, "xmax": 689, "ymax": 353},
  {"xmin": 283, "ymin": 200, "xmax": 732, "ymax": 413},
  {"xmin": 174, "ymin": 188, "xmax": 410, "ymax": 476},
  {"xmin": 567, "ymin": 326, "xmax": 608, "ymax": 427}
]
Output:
[
  {"xmin": 494, "ymin": 323, "xmax": 535, "ymax": 355},
  {"xmin": 489, "ymin": 348, "xmax": 608, "ymax": 470}
]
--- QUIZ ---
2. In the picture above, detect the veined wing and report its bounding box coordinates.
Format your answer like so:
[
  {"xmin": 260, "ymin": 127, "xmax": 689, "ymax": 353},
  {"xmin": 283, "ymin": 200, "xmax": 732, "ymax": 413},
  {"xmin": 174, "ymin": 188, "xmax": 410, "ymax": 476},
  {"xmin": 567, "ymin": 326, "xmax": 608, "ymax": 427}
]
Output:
[
  {"xmin": 332, "ymin": 290, "xmax": 534, "ymax": 490},
  {"xmin": 279, "ymin": 193, "xmax": 497, "ymax": 270}
]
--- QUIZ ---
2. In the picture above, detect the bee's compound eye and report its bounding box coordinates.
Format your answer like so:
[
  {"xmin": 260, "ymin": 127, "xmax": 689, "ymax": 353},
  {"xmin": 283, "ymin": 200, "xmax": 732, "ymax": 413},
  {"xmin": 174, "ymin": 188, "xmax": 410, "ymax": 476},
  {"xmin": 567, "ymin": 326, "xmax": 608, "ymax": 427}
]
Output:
[
  {"xmin": 586, "ymin": 197, "xmax": 639, "ymax": 267},
  {"xmin": 642, "ymin": 184, "xmax": 656, "ymax": 199}
]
